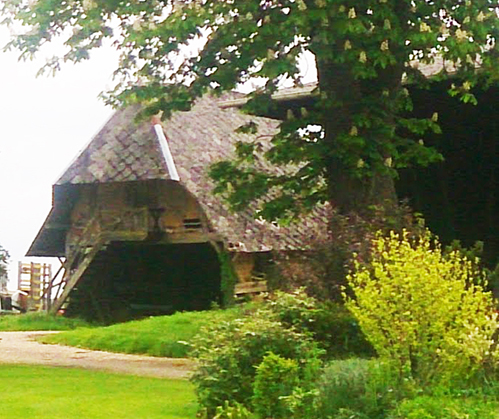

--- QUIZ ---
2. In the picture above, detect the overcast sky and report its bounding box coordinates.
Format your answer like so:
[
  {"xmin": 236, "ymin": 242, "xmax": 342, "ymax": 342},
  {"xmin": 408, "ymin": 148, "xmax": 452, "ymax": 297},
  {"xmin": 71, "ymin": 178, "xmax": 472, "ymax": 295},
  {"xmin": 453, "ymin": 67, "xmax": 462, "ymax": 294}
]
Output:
[{"xmin": 0, "ymin": 26, "xmax": 118, "ymax": 288}]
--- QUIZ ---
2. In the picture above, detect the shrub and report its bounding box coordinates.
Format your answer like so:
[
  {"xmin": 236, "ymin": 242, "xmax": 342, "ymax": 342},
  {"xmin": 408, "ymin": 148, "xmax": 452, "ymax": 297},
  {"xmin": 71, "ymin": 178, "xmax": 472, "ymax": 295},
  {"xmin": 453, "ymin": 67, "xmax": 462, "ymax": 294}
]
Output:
[
  {"xmin": 345, "ymin": 230, "xmax": 499, "ymax": 385},
  {"xmin": 311, "ymin": 302, "xmax": 375, "ymax": 358},
  {"xmin": 265, "ymin": 288, "xmax": 319, "ymax": 330},
  {"xmin": 270, "ymin": 203, "xmax": 423, "ymax": 301},
  {"xmin": 315, "ymin": 359, "xmax": 403, "ymax": 419},
  {"xmin": 191, "ymin": 315, "xmax": 322, "ymax": 416},
  {"xmin": 280, "ymin": 385, "xmax": 319, "ymax": 419},
  {"xmin": 252, "ymin": 352, "xmax": 300, "ymax": 419},
  {"xmin": 210, "ymin": 401, "xmax": 255, "ymax": 419},
  {"xmin": 388, "ymin": 395, "xmax": 499, "ymax": 419},
  {"xmin": 265, "ymin": 289, "xmax": 375, "ymax": 358}
]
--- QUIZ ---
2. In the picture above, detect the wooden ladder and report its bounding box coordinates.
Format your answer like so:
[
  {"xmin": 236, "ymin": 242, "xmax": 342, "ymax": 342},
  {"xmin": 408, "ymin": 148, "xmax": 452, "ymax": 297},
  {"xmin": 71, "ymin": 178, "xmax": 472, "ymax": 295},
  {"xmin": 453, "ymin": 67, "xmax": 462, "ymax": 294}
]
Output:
[{"xmin": 49, "ymin": 237, "xmax": 107, "ymax": 314}]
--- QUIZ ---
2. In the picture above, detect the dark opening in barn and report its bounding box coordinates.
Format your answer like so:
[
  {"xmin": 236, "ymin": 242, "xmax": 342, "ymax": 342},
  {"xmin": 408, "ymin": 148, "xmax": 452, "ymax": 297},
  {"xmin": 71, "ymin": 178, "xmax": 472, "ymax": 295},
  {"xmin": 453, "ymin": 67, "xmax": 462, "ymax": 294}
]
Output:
[{"xmin": 65, "ymin": 242, "xmax": 221, "ymax": 322}]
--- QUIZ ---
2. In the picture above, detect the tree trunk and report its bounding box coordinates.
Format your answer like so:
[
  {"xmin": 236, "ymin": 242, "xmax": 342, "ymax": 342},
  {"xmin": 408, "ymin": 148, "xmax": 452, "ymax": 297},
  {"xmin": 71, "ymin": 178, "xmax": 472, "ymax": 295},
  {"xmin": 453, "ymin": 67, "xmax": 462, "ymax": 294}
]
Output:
[
  {"xmin": 315, "ymin": 58, "xmax": 399, "ymax": 216},
  {"xmin": 326, "ymin": 159, "xmax": 398, "ymax": 215}
]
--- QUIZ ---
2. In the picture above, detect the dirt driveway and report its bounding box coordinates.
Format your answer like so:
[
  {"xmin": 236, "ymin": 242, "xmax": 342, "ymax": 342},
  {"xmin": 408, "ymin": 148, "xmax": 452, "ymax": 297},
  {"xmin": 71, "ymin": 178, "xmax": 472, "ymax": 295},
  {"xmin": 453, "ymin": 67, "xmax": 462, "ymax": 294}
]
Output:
[{"xmin": 0, "ymin": 331, "xmax": 194, "ymax": 379}]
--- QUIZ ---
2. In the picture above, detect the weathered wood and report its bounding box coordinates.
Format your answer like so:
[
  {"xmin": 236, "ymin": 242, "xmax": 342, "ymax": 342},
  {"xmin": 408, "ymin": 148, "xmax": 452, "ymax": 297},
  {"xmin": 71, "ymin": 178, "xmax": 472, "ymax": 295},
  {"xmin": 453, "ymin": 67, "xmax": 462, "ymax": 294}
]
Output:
[
  {"xmin": 45, "ymin": 222, "xmax": 71, "ymax": 230},
  {"xmin": 232, "ymin": 253, "xmax": 255, "ymax": 283},
  {"xmin": 100, "ymin": 208, "xmax": 149, "ymax": 235},
  {"xmin": 18, "ymin": 262, "xmax": 32, "ymax": 292},
  {"xmin": 234, "ymin": 281, "xmax": 267, "ymax": 295},
  {"xmin": 166, "ymin": 231, "xmax": 220, "ymax": 244},
  {"xmin": 17, "ymin": 262, "xmax": 52, "ymax": 311},
  {"xmin": 39, "ymin": 182, "xmax": 225, "ymax": 319},
  {"xmin": 40, "ymin": 263, "xmax": 63, "ymax": 298},
  {"xmin": 49, "ymin": 208, "xmax": 150, "ymax": 314}
]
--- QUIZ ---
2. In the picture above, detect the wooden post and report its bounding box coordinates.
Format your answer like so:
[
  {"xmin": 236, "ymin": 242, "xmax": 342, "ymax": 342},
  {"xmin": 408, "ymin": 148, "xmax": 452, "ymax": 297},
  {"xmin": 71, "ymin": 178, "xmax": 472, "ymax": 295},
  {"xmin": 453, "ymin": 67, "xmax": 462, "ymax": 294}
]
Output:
[
  {"xmin": 40, "ymin": 263, "xmax": 61, "ymax": 312},
  {"xmin": 17, "ymin": 261, "xmax": 22, "ymax": 290}
]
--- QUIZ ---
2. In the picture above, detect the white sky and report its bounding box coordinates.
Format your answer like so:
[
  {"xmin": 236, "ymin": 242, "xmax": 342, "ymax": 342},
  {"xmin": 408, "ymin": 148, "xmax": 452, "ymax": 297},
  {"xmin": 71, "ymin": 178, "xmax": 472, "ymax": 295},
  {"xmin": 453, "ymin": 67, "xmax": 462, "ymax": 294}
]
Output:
[{"xmin": 0, "ymin": 26, "xmax": 118, "ymax": 288}]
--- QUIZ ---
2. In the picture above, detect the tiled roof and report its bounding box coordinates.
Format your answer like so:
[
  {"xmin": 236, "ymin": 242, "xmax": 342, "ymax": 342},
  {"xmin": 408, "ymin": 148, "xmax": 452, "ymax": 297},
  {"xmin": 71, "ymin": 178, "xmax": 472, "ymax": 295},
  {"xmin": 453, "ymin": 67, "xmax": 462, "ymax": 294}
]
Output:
[
  {"xmin": 49, "ymin": 92, "xmax": 330, "ymax": 253},
  {"xmin": 57, "ymin": 105, "xmax": 169, "ymax": 184}
]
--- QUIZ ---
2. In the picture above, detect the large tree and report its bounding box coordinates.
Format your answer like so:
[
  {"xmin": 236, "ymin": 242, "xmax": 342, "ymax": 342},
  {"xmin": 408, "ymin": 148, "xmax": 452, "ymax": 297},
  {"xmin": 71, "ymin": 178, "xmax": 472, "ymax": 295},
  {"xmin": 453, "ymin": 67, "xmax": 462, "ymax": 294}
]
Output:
[{"xmin": 2, "ymin": 1, "xmax": 499, "ymax": 219}]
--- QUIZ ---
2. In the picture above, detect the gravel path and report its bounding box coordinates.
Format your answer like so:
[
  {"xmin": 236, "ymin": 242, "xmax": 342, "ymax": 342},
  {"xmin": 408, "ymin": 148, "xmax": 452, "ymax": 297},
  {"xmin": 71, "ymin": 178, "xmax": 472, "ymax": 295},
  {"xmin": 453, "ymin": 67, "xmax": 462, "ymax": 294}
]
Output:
[{"xmin": 0, "ymin": 331, "xmax": 194, "ymax": 379}]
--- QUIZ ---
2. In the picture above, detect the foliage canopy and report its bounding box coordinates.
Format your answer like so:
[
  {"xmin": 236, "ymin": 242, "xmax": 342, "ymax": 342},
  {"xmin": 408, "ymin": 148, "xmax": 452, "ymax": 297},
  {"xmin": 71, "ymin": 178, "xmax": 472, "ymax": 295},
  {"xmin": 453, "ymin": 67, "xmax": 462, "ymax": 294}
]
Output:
[{"xmin": 3, "ymin": 1, "xmax": 499, "ymax": 216}]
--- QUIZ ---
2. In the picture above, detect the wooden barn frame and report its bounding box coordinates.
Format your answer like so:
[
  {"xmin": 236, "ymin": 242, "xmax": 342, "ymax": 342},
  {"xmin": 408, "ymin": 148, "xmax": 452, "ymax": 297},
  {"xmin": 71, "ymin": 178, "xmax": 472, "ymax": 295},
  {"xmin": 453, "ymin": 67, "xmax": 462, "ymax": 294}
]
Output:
[{"xmin": 27, "ymin": 92, "xmax": 329, "ymax": 321}]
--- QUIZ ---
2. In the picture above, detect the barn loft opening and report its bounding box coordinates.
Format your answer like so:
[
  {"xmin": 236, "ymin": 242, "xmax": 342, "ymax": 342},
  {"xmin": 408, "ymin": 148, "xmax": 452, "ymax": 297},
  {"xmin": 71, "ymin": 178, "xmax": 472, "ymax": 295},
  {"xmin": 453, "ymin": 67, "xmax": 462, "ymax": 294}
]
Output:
[{"xmin": 65, "ymin": 242, "xmax": 222, "ymax": 323}]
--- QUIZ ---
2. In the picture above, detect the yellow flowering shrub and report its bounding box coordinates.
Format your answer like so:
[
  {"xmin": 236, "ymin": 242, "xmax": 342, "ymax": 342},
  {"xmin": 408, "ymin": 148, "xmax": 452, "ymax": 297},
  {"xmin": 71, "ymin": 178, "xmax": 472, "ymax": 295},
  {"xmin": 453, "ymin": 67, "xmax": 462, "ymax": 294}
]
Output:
[{"xmin": 345, "ymin": 230, "xmax": 499, "ymax": 384}]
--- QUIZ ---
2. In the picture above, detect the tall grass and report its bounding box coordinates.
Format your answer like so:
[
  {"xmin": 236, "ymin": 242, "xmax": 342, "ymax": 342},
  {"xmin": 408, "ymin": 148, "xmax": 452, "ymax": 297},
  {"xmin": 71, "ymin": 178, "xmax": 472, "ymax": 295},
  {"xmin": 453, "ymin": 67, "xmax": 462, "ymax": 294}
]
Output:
[
  {"xmin": 0, "ymin": 312, "xmax": 90, "ymax": 331},
  {"xmin": 41, "ymin": 307, "xmax": 244, "ymax": 357},
  {"xmin": 0, "ymin": 364, "xmax": 197, "ymax": 419}
]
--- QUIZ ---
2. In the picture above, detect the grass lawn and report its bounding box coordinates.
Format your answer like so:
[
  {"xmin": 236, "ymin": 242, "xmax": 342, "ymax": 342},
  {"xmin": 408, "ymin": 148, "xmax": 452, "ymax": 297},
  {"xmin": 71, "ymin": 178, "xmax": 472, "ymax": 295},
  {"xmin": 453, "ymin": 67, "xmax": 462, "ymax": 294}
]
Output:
[
  {"xmin": 0, "ymin": 312, "xmax": 90, "ymax": 331},
  {"xmin": 41, "ymin": 307, "xmax": 245, "ymax": 357},
  {"xmin": 0, "ymin": 365, "xmax": 197, "ymax": 419}
]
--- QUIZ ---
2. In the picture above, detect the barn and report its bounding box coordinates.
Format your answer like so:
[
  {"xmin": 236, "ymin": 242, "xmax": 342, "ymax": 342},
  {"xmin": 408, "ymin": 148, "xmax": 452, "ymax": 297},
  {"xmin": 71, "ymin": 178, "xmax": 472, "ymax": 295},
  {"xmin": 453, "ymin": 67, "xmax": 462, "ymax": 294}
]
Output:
[{"xmin": 26, "ymin": 92, "xmax": 330, "ymax": 321}]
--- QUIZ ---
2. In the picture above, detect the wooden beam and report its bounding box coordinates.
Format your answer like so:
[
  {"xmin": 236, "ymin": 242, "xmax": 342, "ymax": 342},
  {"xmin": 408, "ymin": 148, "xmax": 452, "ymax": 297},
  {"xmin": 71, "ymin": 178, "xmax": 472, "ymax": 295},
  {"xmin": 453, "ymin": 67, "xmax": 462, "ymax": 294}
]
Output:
[
  {"xmin": 39, "ymin": 263, "xmax": 65, "ymax": 312},
  {"xmin": 165, "ymin": 232, "xmax": 222, "ymax": 244},
  {"xmin": 45, "ymin": 222, "xmax": 71, "ymax": 230},
  {"xmin": 40, "ymin": 263, "xmax": 63, "ymax": 298},
  {"xmin": 234, "ymin": 281, "xmax": 267, "ymax": 295},
  {"xmin": 218, "ymin": 84, "xmax": 318, "ymax": 109}
]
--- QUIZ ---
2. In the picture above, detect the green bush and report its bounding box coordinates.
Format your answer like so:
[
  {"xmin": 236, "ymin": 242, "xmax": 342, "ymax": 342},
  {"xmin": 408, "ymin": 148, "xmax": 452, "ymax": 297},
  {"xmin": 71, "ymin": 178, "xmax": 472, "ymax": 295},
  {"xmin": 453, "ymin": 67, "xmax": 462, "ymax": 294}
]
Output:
[
  {"xmin": 252, "ymin": 352, "xmax": 300, "ymax": 419},
  {"xmin": 191, "ymin": 315, "xmax": 322, "ymax": 417},
  {"xmin": 311, "ymin": 302, "xmax": 375, "ymax": 358},
  {"xmin": 265, "ymin": 289, "xmax": 374, "ymax": 358},
  {"xmin": 315, "ymin": 359, "xmax": 403, "ymax": 419},
  {"xmin": 345, "ymin": 230, "xmax": 499, "ymax": 385},
  {"xmin": 388, "ymin": 395, "xmax": 499, "ymax": 419},
  {"xmin": 280, "ymin": 386, "xmax": 319, "ymax": 419},
  {"xmin": 265, "ymin": 288, "xmax": 318, "ymax": 329},
  {"xmin": 209, "ymin": 401, "xmax": 255, "ymax": 419}
]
